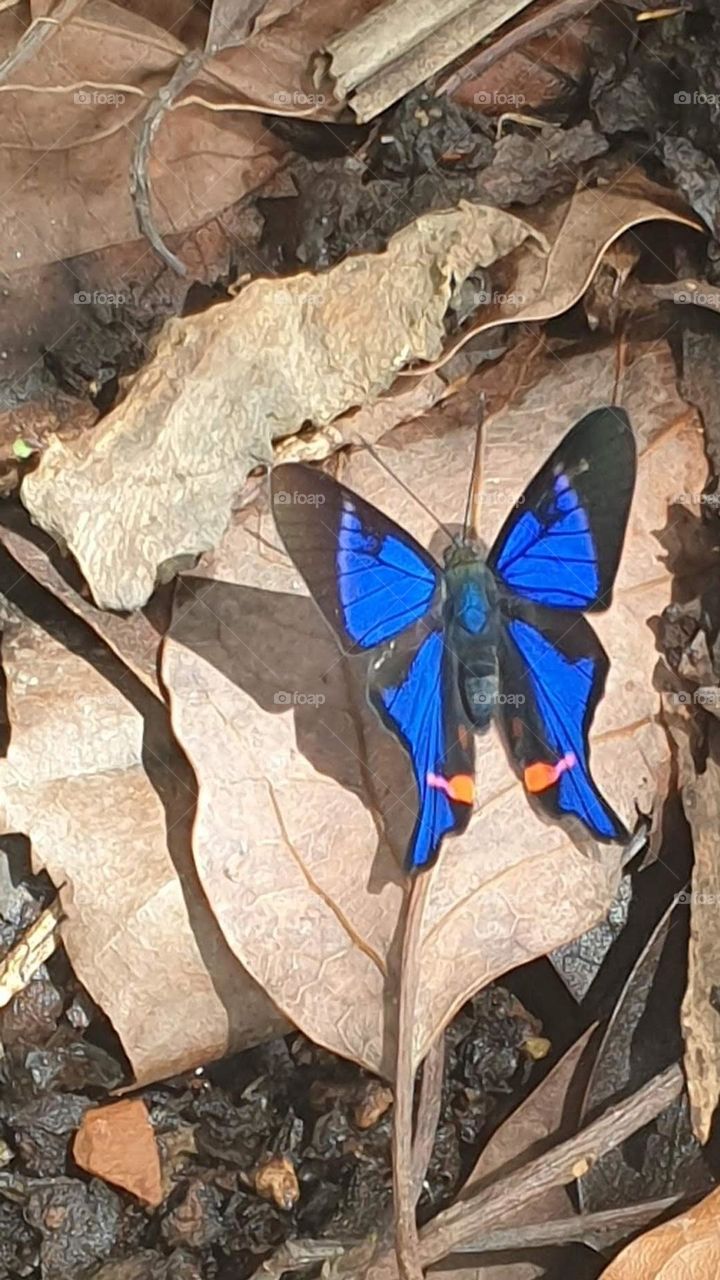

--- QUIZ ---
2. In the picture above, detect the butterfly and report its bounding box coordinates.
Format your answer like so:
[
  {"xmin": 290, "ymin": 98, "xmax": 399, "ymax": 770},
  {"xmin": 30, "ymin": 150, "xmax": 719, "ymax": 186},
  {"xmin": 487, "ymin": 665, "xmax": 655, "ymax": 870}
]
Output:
[{"xmin": 271, "ymin": 407, "xmax": 637, "ymax": 873}]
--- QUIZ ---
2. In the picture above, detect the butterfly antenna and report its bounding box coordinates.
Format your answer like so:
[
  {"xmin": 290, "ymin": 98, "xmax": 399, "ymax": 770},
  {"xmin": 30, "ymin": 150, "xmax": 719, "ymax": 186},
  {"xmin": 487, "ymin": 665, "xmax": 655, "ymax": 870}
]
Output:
[
  {"xmin": 355, "ymin": 437, "xmax": 456, "ymax": 543},
  {"xmin": 463, "ymin": 396, "xmax": 486, "ymax": 540}
]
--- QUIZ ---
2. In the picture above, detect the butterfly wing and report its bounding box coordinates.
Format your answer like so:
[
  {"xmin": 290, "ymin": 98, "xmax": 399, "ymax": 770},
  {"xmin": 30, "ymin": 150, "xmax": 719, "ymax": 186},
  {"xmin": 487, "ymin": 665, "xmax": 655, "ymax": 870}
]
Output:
[
  {"xmin": 272, "ymin": 463, "xmax": 441, "ymax": 652},
  {"xmin": 488, "ymin": 407, "xmax": 636, "ymax": 611},
  {"xmin": 497, "ymin": 611, "xmax": 626, "ymax": 840},
  {"xmin": 370, "ymin": 630, "xmax": 474, "ymax": 872}
]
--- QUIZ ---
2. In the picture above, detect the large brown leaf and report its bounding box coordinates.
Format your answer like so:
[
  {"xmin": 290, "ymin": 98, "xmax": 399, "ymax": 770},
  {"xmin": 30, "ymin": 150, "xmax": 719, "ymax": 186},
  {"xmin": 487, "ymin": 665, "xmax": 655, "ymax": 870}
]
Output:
[
  {"xmin": 0, "ymin": 602, "xmax": 285, "ymax": 1083},
  {"xmin": 162, "ymin": 338, "xmax": 706, "ymax": 1079}
]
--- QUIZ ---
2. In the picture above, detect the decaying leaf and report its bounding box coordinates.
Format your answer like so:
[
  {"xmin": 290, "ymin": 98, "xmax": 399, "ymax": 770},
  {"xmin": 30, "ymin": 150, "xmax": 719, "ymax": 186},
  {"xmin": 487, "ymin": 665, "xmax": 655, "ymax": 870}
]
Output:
[
  {"xmin": 22, "ymin": 177, "xmax": 695, "ymax": 611},
  {"xmin": 598, "ymin": 1184, "xmax": 720, "ymax": 1279},
  {"xmin": 161, "ymin": 338, "xmax": 706, "ymax": 1080},
  {"xmin": 0, "ymin": 605, "xmax": 285, "ymax": 1084}
]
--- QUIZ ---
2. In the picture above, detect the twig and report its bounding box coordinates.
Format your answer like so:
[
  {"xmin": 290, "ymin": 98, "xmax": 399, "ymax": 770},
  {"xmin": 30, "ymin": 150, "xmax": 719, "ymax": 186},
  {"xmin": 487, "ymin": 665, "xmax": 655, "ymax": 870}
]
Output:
[
  {"xmin": 418, "ymin": 1063, "xmax": 684, "ymax": 1267},
  {"xmin": 411, "ymin": 1035, "xmax": 445, "ymax": 1203},
  {"xmin": 360, "ymin": 1063, "xmax": 684, "ymax": 1277},
  {"xmin": 393, "ymin": 873, "xmax": 433, "ymax": 1279},
  {"xmin": 326, "ymin": 0, "xmax": 536, "ymax": 123},
  {"xmin": 0, "ymin": 0, "xmax": 87, "ymax": 85},
  {"xmin": 436, "ymin": 0, "xmax": 599, "ymax": 98},
  {"xmin": 0, "ymin": 900, "xmax": 63, "ymax": 1009},
  {"xmin": 450, "ymin": 1195, "xmax": 685, "ymax": 1254},
  {"xmin": 129, "ymin": 49, "xmax": 208, "ymax": 276}
]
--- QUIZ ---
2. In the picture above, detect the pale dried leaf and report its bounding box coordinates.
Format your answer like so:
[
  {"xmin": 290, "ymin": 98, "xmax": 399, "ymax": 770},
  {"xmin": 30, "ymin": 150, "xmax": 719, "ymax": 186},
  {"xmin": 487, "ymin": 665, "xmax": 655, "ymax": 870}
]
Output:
[
  {"xmin": 23, "ymin": 202, "xmax": 539, "ymax": 609},
  {"xmin": 162, "ymin": 339, "xmax": 706, "ymax": 1079},
  {"xmin": 0, "ymin": 607, "xmax": 285, "ymax": 1084},
  {"xmin": 599, "ymin": 1184, "xmax": 720, "ymax": 1278}
]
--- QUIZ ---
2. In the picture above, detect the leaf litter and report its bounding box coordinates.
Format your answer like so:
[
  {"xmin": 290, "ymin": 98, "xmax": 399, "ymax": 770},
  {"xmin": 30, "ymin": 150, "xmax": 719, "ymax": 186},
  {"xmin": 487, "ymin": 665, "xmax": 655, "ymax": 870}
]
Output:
[{"xmin": 2, "ymin": 0, "xmax": 720, "ymax": 1273}]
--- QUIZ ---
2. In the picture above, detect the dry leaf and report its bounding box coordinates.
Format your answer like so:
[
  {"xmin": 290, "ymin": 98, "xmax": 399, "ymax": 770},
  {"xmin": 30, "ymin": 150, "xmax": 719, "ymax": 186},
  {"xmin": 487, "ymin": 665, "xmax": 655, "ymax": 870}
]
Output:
[
  {"xmin": 73, "ymin": 1099, "xmax": 163, "ymax": 1206},
  {"xmin": 0, "ymin": 525, "xmax": 161, "ymax": 695},
  {"xmin": 0, "ymin": 605, "xmax": 285, "ymax": 1084},
  {"xmin": 22, "ymin": 176, "xmax": 696, "ymax": 612},
  {"xmin": 0, "ymin": 0, "xmax": 376, "ymax": 272},
  {"xmin": 161, "ymin": 338, "xmax": 706, "ymax": 1079},
  {"xmin": 599, "ymin": 1184, "xmax": 720, "ymax": 1278},
  {"xmin": 23, "ymin": 202, "xmax": 538, "ymax": 609},
  {"xmin": 675, "ymin": 717, "xmax": 720, "ymax": 1144}
]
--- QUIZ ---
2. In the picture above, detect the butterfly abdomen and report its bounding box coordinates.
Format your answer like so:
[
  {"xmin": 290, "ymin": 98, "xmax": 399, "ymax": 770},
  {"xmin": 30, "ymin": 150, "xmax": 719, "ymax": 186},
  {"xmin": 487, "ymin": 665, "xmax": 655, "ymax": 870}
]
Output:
[{"xmin": 444, "ymin": 560, "xmax": 501, "ymax": 731}]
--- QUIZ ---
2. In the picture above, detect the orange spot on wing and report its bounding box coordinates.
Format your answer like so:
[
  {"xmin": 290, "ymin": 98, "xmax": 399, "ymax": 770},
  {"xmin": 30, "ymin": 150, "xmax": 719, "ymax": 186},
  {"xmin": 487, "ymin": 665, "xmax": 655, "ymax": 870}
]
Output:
[
  {"xmin": 524, "ymin": 753, "xmax": 577, "ymax": 794},
  {"xmin": 427, "ymin": 771, "xmax": 475, "ymax": 804}
]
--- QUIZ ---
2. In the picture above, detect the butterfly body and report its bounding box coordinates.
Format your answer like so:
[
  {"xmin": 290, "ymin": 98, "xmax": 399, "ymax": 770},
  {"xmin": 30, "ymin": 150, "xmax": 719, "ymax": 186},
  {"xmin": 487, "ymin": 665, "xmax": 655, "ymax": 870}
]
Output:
[
  {"xmin": 272, "ymin": 407, "xmax": 637, "ymax": 872},
  {"xmin": 442, "ymin": 549, "xmax": 501, "ymax": 731}
]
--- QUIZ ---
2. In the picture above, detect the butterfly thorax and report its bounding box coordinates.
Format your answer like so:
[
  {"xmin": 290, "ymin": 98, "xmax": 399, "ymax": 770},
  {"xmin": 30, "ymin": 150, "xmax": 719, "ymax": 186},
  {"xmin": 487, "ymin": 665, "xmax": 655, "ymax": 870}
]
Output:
[{"xmin": 443, "ymin": 552, "xmax": 501, "ymax": 732}]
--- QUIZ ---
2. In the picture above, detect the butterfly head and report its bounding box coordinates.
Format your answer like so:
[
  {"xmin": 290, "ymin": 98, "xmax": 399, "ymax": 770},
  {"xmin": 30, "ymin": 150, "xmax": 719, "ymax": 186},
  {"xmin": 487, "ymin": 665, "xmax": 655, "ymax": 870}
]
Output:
[{"xmin": 443, "ymin": 533, "xmax": 488, "ymax": 569}]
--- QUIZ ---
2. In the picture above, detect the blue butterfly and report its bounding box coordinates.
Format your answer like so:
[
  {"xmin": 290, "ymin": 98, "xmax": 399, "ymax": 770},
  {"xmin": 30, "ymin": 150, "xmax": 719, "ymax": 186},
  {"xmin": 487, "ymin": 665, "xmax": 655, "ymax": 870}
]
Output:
[{"xmin": 272, "ymin": 407, "xmax": 636, "ymax": 872}]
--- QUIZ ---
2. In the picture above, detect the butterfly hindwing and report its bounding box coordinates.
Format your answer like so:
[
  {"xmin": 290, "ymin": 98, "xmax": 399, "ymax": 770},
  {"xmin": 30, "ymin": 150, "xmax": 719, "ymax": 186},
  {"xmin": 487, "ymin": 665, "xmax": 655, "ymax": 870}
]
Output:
[
  {"xmin": 489, "ymin": 407, "xmax": 636, "ymax": 612},
  {"xmin": 497, "ymin": 610, "xmax": 626, "ymax": 841},
  {"xmin": 369, "ymin": 630, "xmax": 474, "ymax": 872},
  {"xmin": 272, "ymin": 463, "xmax": 440, "ymax": 652}
]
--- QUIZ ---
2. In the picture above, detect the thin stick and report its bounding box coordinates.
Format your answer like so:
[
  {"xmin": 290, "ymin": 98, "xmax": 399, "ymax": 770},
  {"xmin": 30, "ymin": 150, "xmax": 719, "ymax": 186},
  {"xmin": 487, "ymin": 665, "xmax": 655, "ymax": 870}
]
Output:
[
  {"xmin": 0, "ymin": 899, "xmax": 63, "ymax": 1008},
  {"xmin": 130, "ymin": 49, "xmax": 208, "ymax": 276},
  {"xmin": 418, "ymin": 1063, "xmax": 683, "ymax": 1267},
  {"xmin": 393, "ymin": 871, "xmax": 433, "ymax": 1279},
  {"xmin": 411, "ymin": 1035, "xmax": 445, "ymax": 1204},
  {"xmin": 436, "ymin": 0, "xmax": 598, "ymax": 98},
  {"xmin": 361, "ymin": 1062, "xmax": 683, "ymax": 1277},
  {"xmin": 0, "ymin": 0, "xmax": 87, "ymax": 85},
  {"xmin": 451, "ymin": 1195, "xmax": 685, "ymax": 1254}
]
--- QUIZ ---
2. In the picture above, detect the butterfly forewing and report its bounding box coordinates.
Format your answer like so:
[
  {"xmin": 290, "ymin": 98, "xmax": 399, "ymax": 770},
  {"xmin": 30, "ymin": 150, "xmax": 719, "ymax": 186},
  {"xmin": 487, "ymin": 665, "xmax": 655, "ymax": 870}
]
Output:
[
  {"xmin": 272, "ymin": 463, "xmax": 441, "ymax": 653},
  {"xmin": 489, "ymin": 407, "xmax": 636, "ymax": 612}
]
